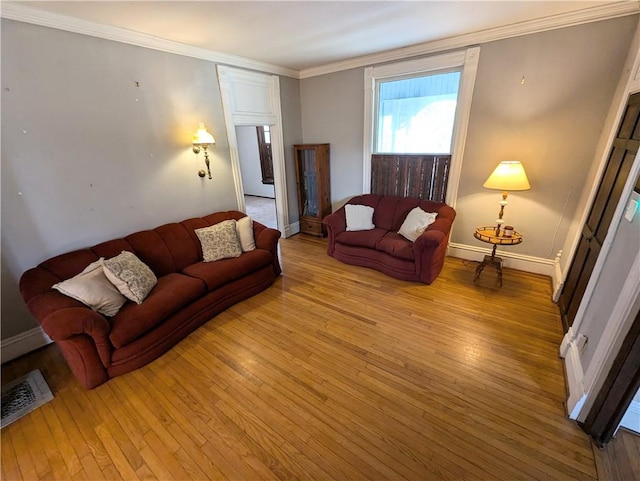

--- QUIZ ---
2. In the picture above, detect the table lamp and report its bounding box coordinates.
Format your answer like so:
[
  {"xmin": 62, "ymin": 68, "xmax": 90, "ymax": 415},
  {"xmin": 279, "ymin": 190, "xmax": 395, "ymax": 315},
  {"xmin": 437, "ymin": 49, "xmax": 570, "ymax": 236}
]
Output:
[{"xmin": 483, "ymin": 160, "xmax": 530, "ymax": 235}]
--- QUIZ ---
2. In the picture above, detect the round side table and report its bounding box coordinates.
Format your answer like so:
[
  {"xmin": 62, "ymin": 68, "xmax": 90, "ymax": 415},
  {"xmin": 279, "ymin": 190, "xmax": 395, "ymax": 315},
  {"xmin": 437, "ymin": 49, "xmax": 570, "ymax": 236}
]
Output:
[{"xmin": 473, "ymin": 227, "xmax": 523, "ymax": 286}]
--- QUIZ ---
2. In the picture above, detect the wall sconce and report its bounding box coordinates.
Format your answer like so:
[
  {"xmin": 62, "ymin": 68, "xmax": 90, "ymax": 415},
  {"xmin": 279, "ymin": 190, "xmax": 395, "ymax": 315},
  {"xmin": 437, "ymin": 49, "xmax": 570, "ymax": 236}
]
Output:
[
  {"xmin": 192, "ymin": 122, "xmax": 215, "ymax": 179},
  {"xmin": 483, "ymin": 160, "xmax": 531, "ymax": 235}
]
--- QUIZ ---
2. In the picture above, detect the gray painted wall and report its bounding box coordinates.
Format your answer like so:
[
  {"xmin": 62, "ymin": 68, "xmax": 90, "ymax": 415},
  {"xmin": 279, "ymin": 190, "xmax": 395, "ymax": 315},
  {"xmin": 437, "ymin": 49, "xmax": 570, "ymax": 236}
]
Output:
[
  {"xmin": 279, "ymin": 75, "xmax": 303, "ymax": 222},
  {"xmin": 300, "ymin": 16, "xmax": 638, "ymax": 260},
  {"xmin": 300, "ymin": 68, "xmax": 365, "ymax": 211},
  {"xmin": 0, "ymin": 19, "xmax": 301, "ymax": 341}
]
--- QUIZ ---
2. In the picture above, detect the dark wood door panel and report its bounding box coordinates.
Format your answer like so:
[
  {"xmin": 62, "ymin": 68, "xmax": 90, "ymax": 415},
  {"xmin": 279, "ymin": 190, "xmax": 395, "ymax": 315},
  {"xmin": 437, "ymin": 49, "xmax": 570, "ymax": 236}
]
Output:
[{"xmin": 560, "ymin": 92, "xmax": 640, "ymax": 331}]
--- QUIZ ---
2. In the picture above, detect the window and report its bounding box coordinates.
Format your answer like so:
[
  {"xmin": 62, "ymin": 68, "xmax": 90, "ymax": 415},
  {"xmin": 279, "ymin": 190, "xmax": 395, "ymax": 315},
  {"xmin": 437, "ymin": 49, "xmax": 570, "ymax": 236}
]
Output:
[
  {"xmin": 376, "ymin": 71, "xmax": 461, "ymax": 154},
  {"xmin": 363, "ymin": 47, "xmax": 481, "ymax": 205}
]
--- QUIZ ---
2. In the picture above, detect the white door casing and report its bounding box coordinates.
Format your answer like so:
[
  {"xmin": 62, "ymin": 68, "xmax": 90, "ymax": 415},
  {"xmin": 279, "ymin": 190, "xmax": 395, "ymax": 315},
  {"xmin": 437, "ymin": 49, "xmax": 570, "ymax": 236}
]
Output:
[{"xmin": 217, "ymin": 65, "xmax": 289, "ymax": 237}]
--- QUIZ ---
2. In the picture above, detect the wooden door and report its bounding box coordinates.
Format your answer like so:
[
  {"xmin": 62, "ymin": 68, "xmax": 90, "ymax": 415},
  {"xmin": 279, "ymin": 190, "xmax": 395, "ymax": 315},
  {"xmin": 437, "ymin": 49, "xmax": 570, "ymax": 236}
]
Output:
[
  {"xmin": 256, "ymin": 126, "xmax": 274, "ymax": 185},
  {"xmin": 559, "ymin": 92, "xmax": 640, "ymax": 332}
]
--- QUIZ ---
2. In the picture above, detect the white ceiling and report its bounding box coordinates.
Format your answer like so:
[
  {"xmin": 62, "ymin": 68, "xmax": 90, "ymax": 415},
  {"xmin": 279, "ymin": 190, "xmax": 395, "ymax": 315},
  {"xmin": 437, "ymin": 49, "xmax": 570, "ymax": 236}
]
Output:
[{"xmin": 6, "ymin": 1, "xmax": 637, "ymax": 73}]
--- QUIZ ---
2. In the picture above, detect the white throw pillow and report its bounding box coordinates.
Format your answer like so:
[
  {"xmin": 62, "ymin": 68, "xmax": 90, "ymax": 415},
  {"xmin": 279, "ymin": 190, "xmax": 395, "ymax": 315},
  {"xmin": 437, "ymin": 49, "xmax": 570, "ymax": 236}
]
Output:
[
  {"xmin": 195, "ymin": 220, "xmax": 243, "ymax": 262},
  {"xmin": 53, "ymin": 259, "xmax": 127, "ymax": 317},
  {"xmin": 103, "ymin": 251, "xmax": 158, "ymax": 304},
  {"xmin": 398, "ymin": 207, "xmax": 438, "ymax": 242},
  {"xmin": 236, "ymin": 216, "xmax": 256, "ymax": 252},
  {"xmin": 345, "ymin": 204, "xmax": 375, "ymax": 231}
]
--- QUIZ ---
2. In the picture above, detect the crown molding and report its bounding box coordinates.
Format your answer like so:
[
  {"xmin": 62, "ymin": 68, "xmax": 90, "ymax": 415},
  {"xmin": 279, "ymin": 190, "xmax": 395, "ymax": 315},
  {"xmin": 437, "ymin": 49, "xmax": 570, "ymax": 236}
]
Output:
[
  {"xmin": 2, "ymin": 1, "xmax": 637, "ymax": 81},
  {"xmin": 0, "ymin": 2, "xmax": 300, "ymax": 79},
  {"xmin": 299, "ymin": 1, "xmax": 639, "ymax": 79}
]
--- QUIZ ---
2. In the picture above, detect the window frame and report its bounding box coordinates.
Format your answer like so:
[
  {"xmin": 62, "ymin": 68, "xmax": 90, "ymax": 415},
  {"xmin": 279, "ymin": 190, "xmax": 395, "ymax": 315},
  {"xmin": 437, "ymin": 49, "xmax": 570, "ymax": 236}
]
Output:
[
  {"xmin": 374, "ymin": 68, "xmax": 462, "ymax": 155},
  {"xmin": 363, "ymin": 47, "xmax": 481, "ymax": 208}
]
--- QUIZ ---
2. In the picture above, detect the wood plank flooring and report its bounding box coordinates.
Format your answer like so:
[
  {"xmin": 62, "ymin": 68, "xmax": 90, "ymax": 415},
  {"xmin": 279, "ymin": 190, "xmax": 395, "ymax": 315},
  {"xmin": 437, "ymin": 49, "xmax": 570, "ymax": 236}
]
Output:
[{"xmin": 0, "ymin": 234, "xmax": 611, "ymax": 480}]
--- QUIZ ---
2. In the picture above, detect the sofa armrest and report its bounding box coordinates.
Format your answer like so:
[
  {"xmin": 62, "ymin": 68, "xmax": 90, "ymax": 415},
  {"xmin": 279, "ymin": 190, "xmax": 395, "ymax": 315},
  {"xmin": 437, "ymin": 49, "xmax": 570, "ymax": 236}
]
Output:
[
  {"xmin": 323, "ymin": 210, "xmax": 346, "ymax": 255},
  {"xmin": 253, "ymin": 222, "xmax": 282, "ymax": 276},
  {"xmin": 414, "ymin": 229, "xmax": 446, "ymax": 249},
  {"xmin": 40, "ymin": 307, "xmax": 112, "ymax": 366}
]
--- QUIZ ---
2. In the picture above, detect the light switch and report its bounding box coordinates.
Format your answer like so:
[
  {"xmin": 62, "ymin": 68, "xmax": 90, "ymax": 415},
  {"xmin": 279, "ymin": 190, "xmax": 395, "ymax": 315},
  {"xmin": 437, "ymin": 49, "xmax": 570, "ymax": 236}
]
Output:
[{"xmin": 624, "ymin": 191, "xmax": 639, "ymax": 222}]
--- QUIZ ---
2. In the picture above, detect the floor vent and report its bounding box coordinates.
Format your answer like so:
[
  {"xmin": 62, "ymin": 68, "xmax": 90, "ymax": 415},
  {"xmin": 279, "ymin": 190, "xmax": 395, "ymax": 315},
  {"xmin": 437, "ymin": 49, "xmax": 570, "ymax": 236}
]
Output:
[{"xmin": 1, "ymin": 369, "xmax": 53, "ymax": 429}]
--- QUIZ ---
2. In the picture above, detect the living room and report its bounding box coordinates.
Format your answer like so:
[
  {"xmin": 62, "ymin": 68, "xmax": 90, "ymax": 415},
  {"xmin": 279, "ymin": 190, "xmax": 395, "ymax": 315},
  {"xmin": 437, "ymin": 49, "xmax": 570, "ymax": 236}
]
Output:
[{"xmin": 2, "ymin": 1, "xmax": 640, "ymax": 480}]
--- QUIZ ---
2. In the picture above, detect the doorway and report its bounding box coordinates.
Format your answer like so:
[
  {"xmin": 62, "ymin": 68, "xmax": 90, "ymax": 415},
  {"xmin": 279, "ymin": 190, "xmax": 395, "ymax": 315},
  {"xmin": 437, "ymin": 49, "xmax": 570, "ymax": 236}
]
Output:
[
  {"xmin": 217, "ymin": 65, "xmax": 289, "ymax": 238},
  {"xmin": 236, "ymin": 125, "xmax": 278, "ymax": 229}
]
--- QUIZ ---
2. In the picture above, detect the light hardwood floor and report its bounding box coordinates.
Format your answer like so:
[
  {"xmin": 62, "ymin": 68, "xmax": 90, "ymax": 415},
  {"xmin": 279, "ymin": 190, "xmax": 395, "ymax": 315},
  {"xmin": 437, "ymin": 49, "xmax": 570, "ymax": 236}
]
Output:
[{"xmin": 0, "ymin": 234, "xmax": 617, "ymax": 480}]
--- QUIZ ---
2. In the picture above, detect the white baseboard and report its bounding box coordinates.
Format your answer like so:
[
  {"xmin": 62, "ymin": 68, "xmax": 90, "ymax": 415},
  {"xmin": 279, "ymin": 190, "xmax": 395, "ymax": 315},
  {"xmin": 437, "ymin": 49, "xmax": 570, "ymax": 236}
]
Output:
[
  {"xmin": 284, "ymin": 221, "xmax": 300, "ymax": 238},
  {"xmin": 1, "ymin": 327, "xmax": 52, "ymax": 364},
  {"xmin": 563, "ymin": 339, "xmax": 587, "ymax": 419},
  {"xmin": 448, "ymin": 242, "xmax": 556, "ymax": 276}
]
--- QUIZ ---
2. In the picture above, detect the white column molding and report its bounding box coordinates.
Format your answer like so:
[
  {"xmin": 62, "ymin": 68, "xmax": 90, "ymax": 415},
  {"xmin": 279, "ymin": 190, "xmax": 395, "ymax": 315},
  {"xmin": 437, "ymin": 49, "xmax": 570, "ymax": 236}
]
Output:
[{"xmin": 217, "ymin": 66, "xmax": 290, "ymax": 237}]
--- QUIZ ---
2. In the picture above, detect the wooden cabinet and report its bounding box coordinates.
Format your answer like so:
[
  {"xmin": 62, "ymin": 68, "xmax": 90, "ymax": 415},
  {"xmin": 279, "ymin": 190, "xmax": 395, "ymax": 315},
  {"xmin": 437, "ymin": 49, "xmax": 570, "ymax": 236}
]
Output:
[{"xmin": 294, "ymin": 143, "xmax": 331, "ymax": 236}]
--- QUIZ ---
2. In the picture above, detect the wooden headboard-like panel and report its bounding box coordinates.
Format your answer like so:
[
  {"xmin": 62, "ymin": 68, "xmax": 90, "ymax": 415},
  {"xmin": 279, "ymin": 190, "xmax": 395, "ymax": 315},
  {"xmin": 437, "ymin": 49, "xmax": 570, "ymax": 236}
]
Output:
[{"xmin": 371, "ymin": 154, "xmax": 451, "ymax": 203}]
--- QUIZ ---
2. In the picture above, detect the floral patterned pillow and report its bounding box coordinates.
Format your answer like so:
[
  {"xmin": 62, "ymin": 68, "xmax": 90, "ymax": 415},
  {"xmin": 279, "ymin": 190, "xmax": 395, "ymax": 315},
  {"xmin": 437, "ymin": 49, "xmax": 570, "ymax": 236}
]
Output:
[
  {"xmin": 103, "ymin": 251, "xmax": 157, "ymax": 304},
  {"xmin": 195, "ymin": 220, "xmax": 243, "ymax": 262}
]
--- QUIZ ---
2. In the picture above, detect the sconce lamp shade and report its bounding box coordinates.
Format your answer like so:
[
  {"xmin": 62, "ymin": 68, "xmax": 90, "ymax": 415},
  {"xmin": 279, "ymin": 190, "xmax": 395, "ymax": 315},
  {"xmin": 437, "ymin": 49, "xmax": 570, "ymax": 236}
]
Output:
[
  {"xmin": 483, "ymin": 161, "xmax": 531, "ymax": 191},
  {"xmin": 192, "ymin": 122, "xmax": 215, "ymax": 146}
]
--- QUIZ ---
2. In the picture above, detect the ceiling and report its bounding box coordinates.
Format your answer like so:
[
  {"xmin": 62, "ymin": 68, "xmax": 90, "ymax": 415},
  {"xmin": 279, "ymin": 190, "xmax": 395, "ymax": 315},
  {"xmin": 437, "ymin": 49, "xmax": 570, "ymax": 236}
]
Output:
[{"xmin": 5, "ymin": 1, "xmax": 636, "ymax": 73}]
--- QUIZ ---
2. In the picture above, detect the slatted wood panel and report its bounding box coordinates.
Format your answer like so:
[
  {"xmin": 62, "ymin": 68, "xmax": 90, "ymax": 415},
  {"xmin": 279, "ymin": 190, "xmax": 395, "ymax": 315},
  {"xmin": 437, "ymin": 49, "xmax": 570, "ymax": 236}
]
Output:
[
  {"xmin": 371, "ymin": 154, "xmax": 450, "ymax": 202},
  {"xmin": 1, "ymin": 235, "xmax": 614, "ymax": 480}
]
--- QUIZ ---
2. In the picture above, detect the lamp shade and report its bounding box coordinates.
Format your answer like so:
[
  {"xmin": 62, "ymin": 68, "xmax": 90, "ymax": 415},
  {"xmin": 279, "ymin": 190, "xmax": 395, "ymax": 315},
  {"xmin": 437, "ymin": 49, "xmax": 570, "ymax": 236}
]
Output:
[
  {"xmin": 483, "ymin": 161, "xmax": 530, "ymax": 191},
  {"xmin": 192, "ymin": 122, "xmax": 215, "ymax": 146}
]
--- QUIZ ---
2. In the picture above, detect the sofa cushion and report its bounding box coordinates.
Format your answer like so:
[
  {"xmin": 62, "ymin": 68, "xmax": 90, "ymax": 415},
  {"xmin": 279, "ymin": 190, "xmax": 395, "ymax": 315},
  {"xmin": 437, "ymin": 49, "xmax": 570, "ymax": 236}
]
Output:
[
  {"xmin": 103, "ymin": 251, "xmax": 158, "ymax": 304},
  {"xmin": 124, "ymin": 230, "xmax": 177, "ymax": 277},
  {"xmin": 335, "ymin": 228, "xmax": 387, "ymax": 249},
  {"xmin": 154, "ymin": 223, "xmax": 201, "ymax": 272},
  {"xmin": 182, "ymin": 250, "xmax": 273, "ymax": 291},
  {"xmin": 52, "ymin": 259, "xmax": 127, "ymax": 317},
  {"xmin": 373, "ymin": 196, "xmax": 403, "ymax": 231},
  {"xmin": 109, "ymin": 273, "xmax": 206, "ymax": 348},
  {"xmin": 375, "ymin": 232, "xmax": 416, "ymax": 261}
]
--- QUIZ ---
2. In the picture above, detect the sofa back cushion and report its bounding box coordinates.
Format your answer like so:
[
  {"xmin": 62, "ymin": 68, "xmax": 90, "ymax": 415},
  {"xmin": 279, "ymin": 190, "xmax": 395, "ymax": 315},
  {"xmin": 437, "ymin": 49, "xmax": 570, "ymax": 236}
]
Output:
[
  {"xmin": 155, "ymin": 223, "xmax": 200, "ymax": 272},
  {"xmin": 39, "ymin": 249, "xmax": 99, "ymax": 281},
  {"xmin": 23, "ymin": 211, "xmax": 253, "ymax": 303},
  {"xmin": 344, "ymin": 194, "xmax": 449, "ymax": 233}
]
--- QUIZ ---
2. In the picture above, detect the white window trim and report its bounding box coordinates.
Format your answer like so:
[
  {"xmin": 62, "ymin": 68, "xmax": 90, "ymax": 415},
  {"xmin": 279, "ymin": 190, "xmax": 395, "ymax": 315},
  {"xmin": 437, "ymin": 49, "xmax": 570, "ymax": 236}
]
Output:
[{"xmin": 363, "ymin": 47, "xmax": 480, "ymax": 208}]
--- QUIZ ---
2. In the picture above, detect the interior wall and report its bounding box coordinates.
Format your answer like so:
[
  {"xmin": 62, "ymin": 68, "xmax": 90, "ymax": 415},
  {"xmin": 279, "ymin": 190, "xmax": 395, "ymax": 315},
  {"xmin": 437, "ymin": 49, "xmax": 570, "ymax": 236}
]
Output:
[
  {"xmin": 1, "ymin": 20, "xmax": 238, "ymax": 340},
  {"xmin": 300, "ymin": 67, "xmax": 365, "ymax": 211},
  {"xmin": 236, "ymin": 126, "xmax": 275, "ymax": 198},
  {"xmin": 300, "ymin": 16, "xmax": 638, "ymax": 260},
  {"xmin": 279, "ymin": 75, "xmax": 303, "ymax": 222}
]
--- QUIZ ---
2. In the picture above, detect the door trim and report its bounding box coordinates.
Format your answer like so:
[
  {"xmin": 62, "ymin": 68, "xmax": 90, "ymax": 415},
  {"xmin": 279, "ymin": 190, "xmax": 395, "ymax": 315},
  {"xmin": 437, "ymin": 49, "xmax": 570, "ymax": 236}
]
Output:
[{"xmin": 217, "ymin": 65, "xmax": 289, "ymax": 237}]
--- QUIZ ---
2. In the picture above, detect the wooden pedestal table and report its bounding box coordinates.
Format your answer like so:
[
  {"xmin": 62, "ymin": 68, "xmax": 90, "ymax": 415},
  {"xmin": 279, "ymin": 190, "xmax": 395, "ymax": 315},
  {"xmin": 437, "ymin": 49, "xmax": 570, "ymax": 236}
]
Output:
[{"xmin": 473, "ymin": 227, "xmax": 523, "ymax": 286}]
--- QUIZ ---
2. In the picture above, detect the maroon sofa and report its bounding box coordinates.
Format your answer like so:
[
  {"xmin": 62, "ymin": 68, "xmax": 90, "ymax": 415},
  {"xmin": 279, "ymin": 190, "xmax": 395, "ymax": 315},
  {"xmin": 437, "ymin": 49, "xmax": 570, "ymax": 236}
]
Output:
[
  {"xmin": 323, "ymin": 194, "xmax": 456, "ymax": 284},
  {"xmin": 19, "ymin": 211, "xmax": 281, "ymax": 389}
]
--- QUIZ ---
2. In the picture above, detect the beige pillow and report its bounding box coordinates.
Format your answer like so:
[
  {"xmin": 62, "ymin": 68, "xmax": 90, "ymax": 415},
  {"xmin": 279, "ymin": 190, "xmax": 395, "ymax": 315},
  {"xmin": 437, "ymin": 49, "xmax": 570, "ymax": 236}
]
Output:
[
  {"xmin": 103, "ymin": 251, "xmax": 157, "ymax": 304},
  {"xmin": 398, "ymin": 207, "xmax": 438, "ymax": 242},
  {"xmin": 345, "ymin": 204, "xmax": 375, "ymax": 231},
  {"xmin": 53, "ymin": 259, "xmax": 127, "ymax": 317},
  {"xmin": 195, "ymin": 220, "xmax": 243, "ymax": 262},
  {"xmin": 236, "ymin": 216, "xmax": 256, "ymax": 252}
]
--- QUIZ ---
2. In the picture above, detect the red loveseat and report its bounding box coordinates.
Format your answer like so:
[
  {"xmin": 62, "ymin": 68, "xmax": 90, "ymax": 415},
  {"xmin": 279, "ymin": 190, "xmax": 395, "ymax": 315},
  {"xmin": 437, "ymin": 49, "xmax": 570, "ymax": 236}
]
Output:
[
  {"xmin": 19, "ymin": 211, "xmax": 281, "ymax": 389},
  {"xmin": 323, "ymin": 194, "xmax": 456, "ymax": 284}
]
